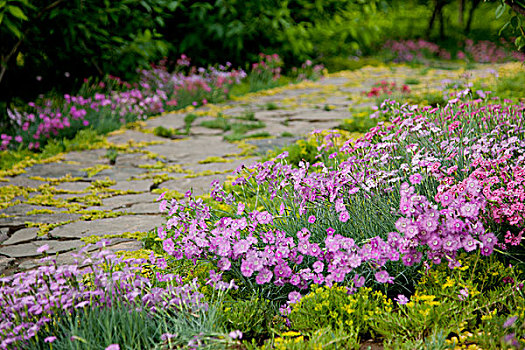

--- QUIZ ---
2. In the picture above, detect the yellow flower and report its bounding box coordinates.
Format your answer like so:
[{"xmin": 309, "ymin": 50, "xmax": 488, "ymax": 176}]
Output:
[{"xmin": 442, "ymin": 277, "xmax": 455, "ymax": 289}]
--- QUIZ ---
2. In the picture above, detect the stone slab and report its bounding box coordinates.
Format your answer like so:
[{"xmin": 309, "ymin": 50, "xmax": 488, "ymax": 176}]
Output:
[
  {"xmin": 0, "ymin": 177, "xmax": 45, "ymax": 188},
  {"xmin": 0, "ymin": 212, "xmax": 81, "ymax": 227},
  {"xmin": 109, "ymin": 179, "xmax": 153, "ymax": 193},
  {"xmin": 160, "ymin": 174, "xmax": 229, "ymax": 197},
  {"xmin": 183, "ymin": 157, "xmax": 254, "ymax": 175},
  {"xmin": 106, "ymin": 130, "xmax": 167, "ymax": 144},
  {"xmin": 100, "ymin": 193, "xmax": 158, "ymax": 210},
  {"xmin": 0, "ymin": 256, "xmax": 15, "ymax": 274},
  {"xmin": 144, "ymin": 136, "xmax": 241, "ymax": 162},
  {"xmin": 0, "ymin": 239, "xmax": 84, "ymax": 258},
  {"xmin": 2, "ymin": 227, "xmax": 38, "ymax": 245},
  {"xmin": 145, "ymin": 113, "xmax": 186, "ymax": 130},
  {"xmin": 117, "ymin": 202, "xmax": 160, "ymax": 214},
  {"xmin": 54, "ymin": 181, "xmax": 92, "ymax": 192},
  {"xmin": 21, "ymin": 163, "xmax": 87, "ymax": 179},
  {"xmin": 49, "ymin": 215, "xmax": 162, "ymax": 239}
]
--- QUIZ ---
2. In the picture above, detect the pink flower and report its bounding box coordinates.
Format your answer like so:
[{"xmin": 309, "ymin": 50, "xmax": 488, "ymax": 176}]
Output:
[
  {"xmin": 339, "ymin": 211, "xmax": 349, "ymax": 222},
  {"xmin": 375, "ymin": 270, "xmax": 394, "ymax": 284},
  {"xmin": 409, "ymin": 173, "xmax": 422, "ymax": 185},
  {"xmin": 308, "ymin": 215, "xmax": 316, "ymax": 223},
  {"xmin": 105, "ymin": 345, "xmax": 120, "ymax": 350},
  {"xmin": 44, "ymin": 336, "xmax": 57, "ymax": 343},
  {"xmin": 37, "ymin": 244, "xmax": 50, "ymax": 253}
]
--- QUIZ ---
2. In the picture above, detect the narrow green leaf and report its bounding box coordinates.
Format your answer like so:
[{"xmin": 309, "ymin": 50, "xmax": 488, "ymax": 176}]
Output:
[
  {"xmin": 495, "ymin": 3, "xmax": 506, "ymax": 19},
  {"xmin": 7, "ymin": 5, "xmax": 28, "ymax": 20},
  {"xmin": 4, "ymin": 17, "xmax": 22, "ymax": 37},
  {"xmin": 498, "ymin": 21, "xmax": 510, "ymax": 36}
]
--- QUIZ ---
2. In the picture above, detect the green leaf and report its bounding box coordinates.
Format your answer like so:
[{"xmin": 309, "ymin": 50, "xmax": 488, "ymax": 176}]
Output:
[
  {"xmin": 7, "ymin": 5, "xmax": 27, "ymax": 20},
  {"xmin": 498, "ymin": 21, "xmax": 510, "ymax": 36},
  {"xmin": 4, "ymin": 17, "xmax": 22, "ymax": 37},
  {"xmin": 495, "ymin": 3, "xmax": 506, "ymax": 19},
  {"xmin": 0, "ymin": 12, "xmax": 4, "ymax": 25},
  {"xmin": 510, "ymin": 15, "xmax": 521, "ymax": 29},
  {"xmin": 515, "ymin": 36, "xmax": 525, "ymax": 50}
]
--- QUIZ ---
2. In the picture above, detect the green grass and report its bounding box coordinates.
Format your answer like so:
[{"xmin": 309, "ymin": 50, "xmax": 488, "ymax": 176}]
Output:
[
  {"xmin": 404, "ymin": 78, "xmax": 421, "ymax": 85},
  {"xmin": 200, "ymin": 115, "xmax": 231, "ymax": 131},
  {"xmin": 0, "ymin": 129, "xmax": 106, "ymax": 171},
  {"xmin": 265, "ymin": 102, "xmax": 279, "ymax": 111}
]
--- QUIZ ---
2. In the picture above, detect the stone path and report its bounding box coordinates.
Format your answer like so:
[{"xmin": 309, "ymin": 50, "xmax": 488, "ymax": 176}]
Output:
[{"xmin": 0, "ymin": 63, "xmax": 510, "ymax": 274}]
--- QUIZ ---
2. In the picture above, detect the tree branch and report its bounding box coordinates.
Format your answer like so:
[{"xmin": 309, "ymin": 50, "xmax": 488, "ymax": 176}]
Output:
[
  {"xmin": 505, "ymin": 0, "xmax": 525, "ymax": 17},
  {"xmin": 0, "ymin": 0, "xmax": 67, "ymax": 86}
]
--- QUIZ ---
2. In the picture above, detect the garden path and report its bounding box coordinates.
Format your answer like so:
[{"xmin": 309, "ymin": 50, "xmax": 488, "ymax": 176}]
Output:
[{"xmin": 0, "ymin": 63, "xmax": 504, "ymax": 274}]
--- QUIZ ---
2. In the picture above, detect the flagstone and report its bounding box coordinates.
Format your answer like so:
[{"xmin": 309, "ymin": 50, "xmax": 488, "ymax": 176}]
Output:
[
  {"xmin": 2, "ymin": 227, "xmax": 39, "ymax": 245},
  {"xmin": 49, "ymin": 215, "xmax": 161, "ymax": 239},
  {"xmin": 0, "ymin": 239, "xmax": 84, "ymax": 258}
]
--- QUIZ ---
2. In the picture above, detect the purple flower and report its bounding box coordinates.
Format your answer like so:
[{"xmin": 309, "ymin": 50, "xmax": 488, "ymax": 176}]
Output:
[
  {"xmin": 462, "ymin": 235, "xmax": 477, "ymax": 252},
  {"xmin": 420, "ymin": 216, "xmax": 438, "ymax": 232},
  {"xmin": 312, "ymin": 261, "xmax": 324, "ymax": 273},
  {"xmin": 375, "ymin": 270, "xmax": 394, "ymax": 284},
  {"xmin": 503, "ymin": 316, "xmax": 517, "ymax": 328},
  {"xmin": 44, "ymin": 336, "xmax": 57, "ymax": 343},
  {"xmin": 163, "ymin": 238, "xmax": 175, "ymax": 255},
  {"xmin": 460, "ymin": 202, "xmax": 479, "ymax": 219},
  {"xmin": 257, "ymin": 211, "xmax": 273, "ymax": 225},
  {"xmin": 229, "ymin": 330, "xmax": 243, "ymax": 339},
  {"xmin": 308, "ymin": 215, "xmax": 316, "ymax": 223},
  {"xmin": 233, "ymin": 239, "xmax": 250, "ymax": 256},
  {"xmin": 354, "ymin": 274, "xmax": 365, "ymax": 288},
  {"xmin": 255, "ymin": 269, "xmax": 273, "ymax": 284},
  {"xmin": 288, "ymin": 291, "xmax": 302, "ymax": 304},
  {"xmin": 105, "ymin": 345, "xmax": 120, "ymax": 350},
  {"xmin": 37, "ymin": 244, "xmax": 50, "ymax": 253},
  {"xmin": 442, "ymin": 235, "xmax": 459, "ymax": 252},
  {"xmin": 395, "ymin": 294, "xmax": 409, "ymax": 305},
  {"xmin": 339, "ymin": 210, "xmax": 349, "ymax": 222},
  {"xmin": 409, "ymin": 173, "xmax": 422, "ymax": 185},
  {"xmin": 458, "ymin": 288, "xmax": 469, "ymax": 301}
]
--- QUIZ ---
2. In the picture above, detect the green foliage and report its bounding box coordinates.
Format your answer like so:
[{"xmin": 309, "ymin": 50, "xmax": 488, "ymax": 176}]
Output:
[
  {"xmin": 288, "ymin": 285, "xmax": 390, "ymax": 338},
  {"xmin": 29, "ymin": 302, "xmax": 161, "ymax": 349},
  {"xmin": 183, "ymin": 113, "xmax": 198, "ymax": 134},
  {"xmin": 265, "ymin": 102, "xmax": 279, "ymax": 111},
  {"xmin": 495, "ymin": 0, "xmax": 525, "ymax": 51},
  {"xmin": 0, "ymin": 128, "xmax": 105, "ymax": 171},
  {"xmin": 264, "ymin": 138, "xmax": 318, "ymax": 166},
  {"xmin": 337, "ymin": 108, "xmax": 377, "ymax": 133},
  {"xmin": 220, "ymin": 293, "xmax": 277, "ymax": 343},
  {"xmin": 1, "ymin": 0, "xmax": 174, "ymax": 103}
]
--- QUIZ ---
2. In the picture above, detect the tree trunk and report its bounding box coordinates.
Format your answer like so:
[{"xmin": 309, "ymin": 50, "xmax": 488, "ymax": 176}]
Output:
[
  {"xmin": 427, "ymin": 0, "xmax": 447, "ymax": 38},
  {"xmin": 465, "ymin": 0, "xmax": 481, "ymax": 34},
  {"xmin": 459, "ymin": 0, "xmax": 465, "ymax": 27}
]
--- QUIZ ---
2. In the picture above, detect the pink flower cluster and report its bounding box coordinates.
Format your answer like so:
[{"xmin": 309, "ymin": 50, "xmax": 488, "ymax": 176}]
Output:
[
  {"xmin": 251, "ymin": 53, "xmax": 283, "ymax": 81},
  {"xmin": 0, "ymin": 244, "xmax": 206, "ymax": 348},
  {"xmin": 382, "ymin": 39, "xmax": 451, "ymax": 62},
  {"xmin": 1, "ymin": 56, "xmax": 246, "ymax": 150},
  {"xmin": 460, "ymin": 39, "xmax": 525, "ymax": 63},
  {"xmin": 157, "ymin": 95, "xmax": 524, "ymax": 302},
  {"xmin": 365, "ymin": 80, "xmax": 410, "ymax": 97}
]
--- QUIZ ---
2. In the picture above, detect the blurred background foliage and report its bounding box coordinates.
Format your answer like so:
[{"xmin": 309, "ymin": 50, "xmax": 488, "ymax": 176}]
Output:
[{"xmin": 0, "ymin": 0, "xmax": 523, "ymax": 109}]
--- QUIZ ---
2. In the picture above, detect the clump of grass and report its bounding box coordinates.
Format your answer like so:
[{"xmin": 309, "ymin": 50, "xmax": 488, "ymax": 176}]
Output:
[
  {"xmin": 184, "ymin": 113, "xmax": 198, "ymax": 134},
  {"xmin": 265, "ymin": 102, "xmax": 279, "ymax": 110},
  {"xmin": 404, "ymin": 78, "xmax": 421, "ymax": 85},
  {"xmin": 200, "ymin": 115, "xmax": 231, "ymax": 131},
  {"xmin": 234, "ymin": 111, "xmax": 256, "ymax": 121},
  {"xmin": 224, "ymin": 131, "xmax": 270, "ymax": 142},
  {"xmin": 154, "ymin": 126, "xmax": 179, "ymax": 138}
]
